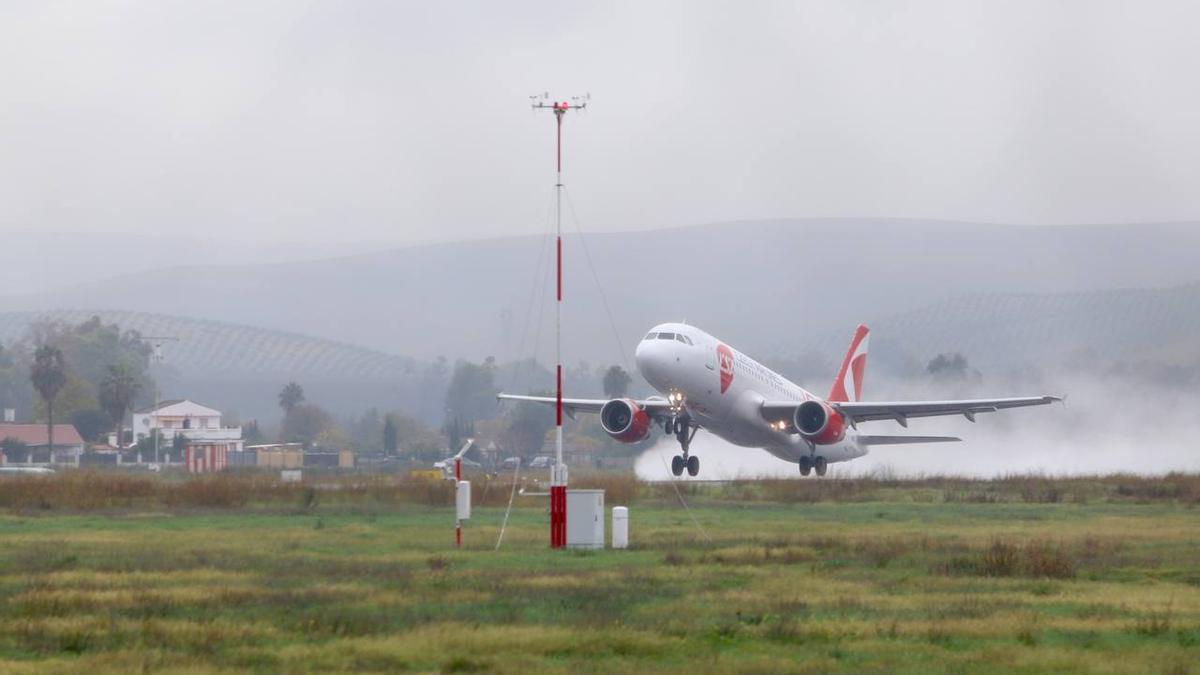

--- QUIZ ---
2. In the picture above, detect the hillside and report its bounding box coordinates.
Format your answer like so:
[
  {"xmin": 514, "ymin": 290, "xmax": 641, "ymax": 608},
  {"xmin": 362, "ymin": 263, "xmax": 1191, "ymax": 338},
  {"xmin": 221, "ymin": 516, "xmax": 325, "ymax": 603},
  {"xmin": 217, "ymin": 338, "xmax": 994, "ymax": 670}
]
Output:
[
  {"xmin": 0, "ymin": 310, "xmax": 433, "ymax": 423},
  {"xmin": 4, "ymin": 219, "xmax": 1198, "ymax": 363},
  {"xmin": 864, "ymin": 283, "xmax": 1200, "ymax": 372},
  {"xmin": 0, "ymin": 309, "xmax": 417, "ymax": 379}
]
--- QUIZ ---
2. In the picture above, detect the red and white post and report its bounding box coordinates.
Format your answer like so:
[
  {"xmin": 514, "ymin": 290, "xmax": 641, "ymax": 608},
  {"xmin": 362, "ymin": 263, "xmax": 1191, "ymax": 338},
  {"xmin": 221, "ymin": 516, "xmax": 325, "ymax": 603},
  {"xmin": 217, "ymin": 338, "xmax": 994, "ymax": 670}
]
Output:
[
  {"xmin": 455, "ymin": 457, "xmax": 462, "ymax": 547},
  {"xmin": 533, "ymin": 95, "xmax": 587, "ymax": 549}
]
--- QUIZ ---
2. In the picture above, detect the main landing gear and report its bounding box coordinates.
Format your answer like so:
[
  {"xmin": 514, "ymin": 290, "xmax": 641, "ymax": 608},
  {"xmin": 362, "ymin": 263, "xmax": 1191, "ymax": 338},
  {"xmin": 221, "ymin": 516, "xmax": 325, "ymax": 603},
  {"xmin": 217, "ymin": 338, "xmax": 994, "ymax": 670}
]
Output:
[
  {"xmin": 667, "ymin": 414, "xmax": 700, "ymax": 477},
  {"xmin": 798, "ymin": 455, "xmax": 828, "ymax": 477}
]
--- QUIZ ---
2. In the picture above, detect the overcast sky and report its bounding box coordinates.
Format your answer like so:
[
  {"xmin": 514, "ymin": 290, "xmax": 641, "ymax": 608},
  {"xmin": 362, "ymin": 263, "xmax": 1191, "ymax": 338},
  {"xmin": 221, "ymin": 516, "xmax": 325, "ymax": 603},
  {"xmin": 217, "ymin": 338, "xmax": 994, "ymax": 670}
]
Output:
[{"xmin": 2, "ymin": 1, "xmax": 1198, "ymax": 246}]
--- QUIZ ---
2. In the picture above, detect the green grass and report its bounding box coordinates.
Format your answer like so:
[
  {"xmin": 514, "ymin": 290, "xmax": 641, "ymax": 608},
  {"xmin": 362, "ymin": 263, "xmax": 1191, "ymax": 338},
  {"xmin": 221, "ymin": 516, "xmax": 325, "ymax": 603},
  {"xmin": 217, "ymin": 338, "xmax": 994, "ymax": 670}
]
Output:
[{"xmin": 0, "ymin": 476, "xmax": 1197, "ymax": 673}]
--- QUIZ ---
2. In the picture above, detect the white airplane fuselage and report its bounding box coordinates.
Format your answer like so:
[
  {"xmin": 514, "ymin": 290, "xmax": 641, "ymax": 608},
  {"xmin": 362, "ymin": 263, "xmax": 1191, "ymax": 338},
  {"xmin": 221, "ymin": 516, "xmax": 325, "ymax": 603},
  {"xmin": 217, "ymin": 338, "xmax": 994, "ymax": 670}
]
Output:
[{"xmin": 634, "ymin": 322, "xmax": 867, "ymax": 465}]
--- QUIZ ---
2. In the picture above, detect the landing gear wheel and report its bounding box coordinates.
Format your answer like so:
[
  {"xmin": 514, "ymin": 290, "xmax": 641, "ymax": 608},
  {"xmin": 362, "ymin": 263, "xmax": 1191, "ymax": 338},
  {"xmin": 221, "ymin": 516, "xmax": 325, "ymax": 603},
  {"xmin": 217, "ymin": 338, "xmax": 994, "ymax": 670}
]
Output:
[
  {"xmin": 798, "ymin": 455, "xmax": 812, "ymax": 476},
  {"xmin": 673, "ymin": 418, "xmax": 686, "ymax": 435},
  {"xmin": 671, "ymin": 455, "xmax": 685, "ymax": 476},
  {"xmin": 686, "ymin": 455, "xmax": 700, "ymax": 477},
  {"xmin": 814, "ymin": 456, "xmax": 828, "ymax": 477}
]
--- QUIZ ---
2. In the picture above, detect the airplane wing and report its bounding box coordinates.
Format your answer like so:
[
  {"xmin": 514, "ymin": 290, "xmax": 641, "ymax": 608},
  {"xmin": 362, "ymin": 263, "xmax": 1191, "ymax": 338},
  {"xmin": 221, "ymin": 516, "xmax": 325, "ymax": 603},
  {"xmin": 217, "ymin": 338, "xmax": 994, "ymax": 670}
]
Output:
[
  {"xmin": 761, "ymin": 396, "xmax": 1061, "ymax": 428},
  {"xmin": 856, "ymin": 435, "xmax": 961, "ymax": 445},
  {"xmin": 497, "ymin": 394, "xmax": 675, "ymax": 420}
]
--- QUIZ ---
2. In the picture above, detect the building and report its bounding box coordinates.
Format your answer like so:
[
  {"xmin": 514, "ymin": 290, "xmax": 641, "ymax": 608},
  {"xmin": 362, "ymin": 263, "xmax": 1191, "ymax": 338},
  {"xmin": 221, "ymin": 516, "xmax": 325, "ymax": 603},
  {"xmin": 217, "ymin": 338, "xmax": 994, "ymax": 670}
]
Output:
[
  {"xmin": 132, "ymin": 400, "xmax": 243, "ymax": 471},
  {"xmin": 0, "ymin": 424, "xmax": 86, "ymax": 465},
  {"xmin": 251, "ymin": 443, "xmax": 305, "ymax": 469}
]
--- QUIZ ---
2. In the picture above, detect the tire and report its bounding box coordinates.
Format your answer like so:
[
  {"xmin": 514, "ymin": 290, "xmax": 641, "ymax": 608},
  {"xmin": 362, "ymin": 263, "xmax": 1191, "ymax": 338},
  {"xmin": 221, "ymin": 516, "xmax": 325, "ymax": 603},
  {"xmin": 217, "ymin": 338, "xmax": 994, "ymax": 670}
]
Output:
[
  {"xmin": 686, "ymin": 455, "xmax": 700, "ymax": 477},
  {"xmin": 814, "ymin": 456, "xmax": 828, "ymax": 477},
  {"xmin": 673, "ymin": 418, "xmax": 686, "ymax": 436},
  {"xmin": 671, "ymin": 455, "xmax": 685, "ymax": 476},
  {"xmin": 798, "ymin": 456, "xmax": 812, "ymax": 476}
]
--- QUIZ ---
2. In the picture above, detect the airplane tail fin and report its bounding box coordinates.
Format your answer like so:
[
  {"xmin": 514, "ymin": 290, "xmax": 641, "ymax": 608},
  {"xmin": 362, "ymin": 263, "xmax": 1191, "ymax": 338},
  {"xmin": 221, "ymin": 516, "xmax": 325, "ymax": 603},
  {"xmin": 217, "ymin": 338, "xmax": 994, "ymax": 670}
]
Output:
[{"xmin": 829, "ymin": 324, "xmax": 869, "ymax": 403}]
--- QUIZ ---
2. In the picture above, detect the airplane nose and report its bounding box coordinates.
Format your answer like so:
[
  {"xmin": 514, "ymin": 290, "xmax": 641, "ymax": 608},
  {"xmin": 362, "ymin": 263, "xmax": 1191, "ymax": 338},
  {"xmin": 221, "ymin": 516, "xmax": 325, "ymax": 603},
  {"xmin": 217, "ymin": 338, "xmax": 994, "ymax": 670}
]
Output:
[
  {"xmin": 634, "ymin": 339, "xmax": 657, "ymax": 378},
  {"xmin": 634, "ymin": 340, "xmax": 649, "ymax": 372}
]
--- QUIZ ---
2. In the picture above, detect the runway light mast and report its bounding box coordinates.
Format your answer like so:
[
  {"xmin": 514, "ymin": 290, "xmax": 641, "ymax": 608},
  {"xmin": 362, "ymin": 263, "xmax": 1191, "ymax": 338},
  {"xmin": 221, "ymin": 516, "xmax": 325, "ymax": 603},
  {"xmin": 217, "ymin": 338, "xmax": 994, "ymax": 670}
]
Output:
[
  {"xmin": 142, "ymin": 336, "xmax": 179, "ymax": 466},
  {"xmin": 531, "ymin": 92, "xmax": 588, "ymax": 549}
]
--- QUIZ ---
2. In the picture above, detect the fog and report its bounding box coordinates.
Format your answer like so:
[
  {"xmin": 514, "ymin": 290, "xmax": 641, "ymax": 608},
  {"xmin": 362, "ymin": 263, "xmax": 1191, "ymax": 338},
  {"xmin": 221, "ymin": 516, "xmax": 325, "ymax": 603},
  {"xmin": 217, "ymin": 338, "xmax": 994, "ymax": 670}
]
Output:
[
  {"xmin": 636, "ymin": 371, "xmax": 1200, "ymax": 479},
  {"xmin": 3, "ymin": 1, "xmax": 1200, "ymax": 249},
  {"xmin": 2, "ymin": 2, "xmax": 1198, "ymax": 478}
]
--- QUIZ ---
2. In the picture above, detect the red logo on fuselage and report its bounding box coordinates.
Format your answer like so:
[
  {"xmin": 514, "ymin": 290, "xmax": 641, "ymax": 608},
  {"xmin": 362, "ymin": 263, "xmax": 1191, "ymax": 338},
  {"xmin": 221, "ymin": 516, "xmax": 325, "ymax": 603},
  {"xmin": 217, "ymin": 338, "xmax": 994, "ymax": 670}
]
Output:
[{"xmin": 717, "ymin": 344, "xmax": 734, "ymax": 394}]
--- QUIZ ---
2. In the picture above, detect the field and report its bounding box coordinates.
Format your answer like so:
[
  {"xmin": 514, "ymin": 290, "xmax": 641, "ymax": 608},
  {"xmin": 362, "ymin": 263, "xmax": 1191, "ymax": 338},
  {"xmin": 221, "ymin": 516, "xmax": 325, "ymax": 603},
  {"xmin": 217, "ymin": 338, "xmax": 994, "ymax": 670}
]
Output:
[{"xmin": 0, "ymin": 472, "xmax": 1198, "ymax": 673}]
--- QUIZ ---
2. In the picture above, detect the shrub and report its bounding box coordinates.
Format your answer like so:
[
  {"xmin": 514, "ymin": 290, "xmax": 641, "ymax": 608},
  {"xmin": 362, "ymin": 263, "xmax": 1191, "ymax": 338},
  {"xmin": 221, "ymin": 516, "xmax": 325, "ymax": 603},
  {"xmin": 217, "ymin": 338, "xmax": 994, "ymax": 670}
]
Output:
[{"xmin": 980, "ymin": 540, "xmax": 1020, "ymax": 577}]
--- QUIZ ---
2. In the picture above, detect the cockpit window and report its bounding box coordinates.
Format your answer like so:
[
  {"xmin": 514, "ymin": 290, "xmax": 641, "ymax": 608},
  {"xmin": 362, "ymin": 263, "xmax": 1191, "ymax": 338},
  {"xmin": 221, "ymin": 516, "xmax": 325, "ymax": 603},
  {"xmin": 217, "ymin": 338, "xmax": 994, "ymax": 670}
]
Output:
[
  {"xmin": 644, "ymin": 332, "xmax": 658, "ymax": 340},
  {"xmin": 657, "ymin": 332, "xmax": 675, "ymax": 340},
  {"xmin": 675, "ymin": 334, "xmax": 692, "ymax": 345}
]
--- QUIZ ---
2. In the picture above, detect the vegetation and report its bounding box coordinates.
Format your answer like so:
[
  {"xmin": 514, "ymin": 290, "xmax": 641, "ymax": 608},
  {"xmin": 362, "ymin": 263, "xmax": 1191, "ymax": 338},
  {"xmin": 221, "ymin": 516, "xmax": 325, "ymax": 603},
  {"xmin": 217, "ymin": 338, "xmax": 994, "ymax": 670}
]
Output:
[
  {"xmin": 0, "ymin": 472, "xmax": 1196, "ymax": 672},
  {"xmin": 29, "ymin": 345, "xmax": 67, "ymax": 460},
  {"xmin": 98, "ymin": 364, "xmax": 141, "ymax": 446},
  {"xmin": 602, "ymin": 364, "xmax": 632, "ymax": 398},
  {"xmin": 277, "ymin": 381, "xmax": 305, "ymax": 413},
  {"xmin": 444, "ymin": 357, "xmax": 499, "ymax": 424}
]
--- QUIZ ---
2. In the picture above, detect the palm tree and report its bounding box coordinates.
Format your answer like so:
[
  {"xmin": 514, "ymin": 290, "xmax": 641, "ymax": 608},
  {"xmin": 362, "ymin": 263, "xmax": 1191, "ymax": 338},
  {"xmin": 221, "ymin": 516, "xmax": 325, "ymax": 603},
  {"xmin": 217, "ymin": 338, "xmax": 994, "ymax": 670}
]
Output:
[
  {"xmin": 99, "ymin": 364, "xmax": 141, "ymax": 448},
  {"xmin": 278, "ymin": 381, "xmax": 305, "ymax": 414},
  {"xmin": 30, "ymin": 345, "xmax": 67, "ymax": 466}
]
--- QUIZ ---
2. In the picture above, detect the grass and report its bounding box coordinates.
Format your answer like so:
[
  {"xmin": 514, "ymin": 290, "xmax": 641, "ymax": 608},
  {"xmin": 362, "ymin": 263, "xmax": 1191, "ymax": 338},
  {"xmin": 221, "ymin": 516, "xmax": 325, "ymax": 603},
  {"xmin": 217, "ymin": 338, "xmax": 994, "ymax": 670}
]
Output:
[{"xmin": 0, "ymin": 472, "xmax": 1197, "ymax": 672}]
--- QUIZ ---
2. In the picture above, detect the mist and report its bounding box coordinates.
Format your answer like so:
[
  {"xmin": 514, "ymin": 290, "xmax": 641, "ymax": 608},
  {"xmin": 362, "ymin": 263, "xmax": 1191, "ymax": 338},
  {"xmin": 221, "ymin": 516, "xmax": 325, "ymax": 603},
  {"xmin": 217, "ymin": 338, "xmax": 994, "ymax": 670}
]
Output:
[{"xmin": 636, "ymin": 370, "xmax": 1200, "ymax": 479}]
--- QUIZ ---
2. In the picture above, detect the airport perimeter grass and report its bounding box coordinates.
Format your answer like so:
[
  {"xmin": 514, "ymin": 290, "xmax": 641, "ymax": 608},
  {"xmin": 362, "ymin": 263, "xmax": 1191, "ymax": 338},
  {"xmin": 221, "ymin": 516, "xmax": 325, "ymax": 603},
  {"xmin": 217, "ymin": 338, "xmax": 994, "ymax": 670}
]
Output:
[{"xmin": 0, "ymin": 473, "xmax": 1198, "ymax": 673}]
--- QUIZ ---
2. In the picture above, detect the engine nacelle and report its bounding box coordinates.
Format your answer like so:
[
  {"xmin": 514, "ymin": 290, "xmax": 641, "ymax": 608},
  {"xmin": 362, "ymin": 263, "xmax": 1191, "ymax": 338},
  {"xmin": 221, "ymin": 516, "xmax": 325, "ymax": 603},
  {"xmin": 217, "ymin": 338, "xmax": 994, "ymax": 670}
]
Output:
[
  {"xmin": 793, "ymin": 400, "xmax": 846, "ymax": 445},
  {"xmin": 600, "ymin": 399, "xmax": 652, "ymax": 444}
]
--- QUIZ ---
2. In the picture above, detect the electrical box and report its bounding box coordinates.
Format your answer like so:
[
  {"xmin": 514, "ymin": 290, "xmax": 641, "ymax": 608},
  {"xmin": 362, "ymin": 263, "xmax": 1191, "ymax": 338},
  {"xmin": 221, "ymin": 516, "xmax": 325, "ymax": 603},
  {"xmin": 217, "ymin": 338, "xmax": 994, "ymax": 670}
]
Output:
[
  {"xmin": 611, "ymin": 506, "xmax": 629, "ymax": 549},
  {"xmin": 566, "ymin": 489, "xmax": 604, "ymax": 549},
  {"xmin": 456, "ymin": 480, "xmax": 471, "ymax": 520}
]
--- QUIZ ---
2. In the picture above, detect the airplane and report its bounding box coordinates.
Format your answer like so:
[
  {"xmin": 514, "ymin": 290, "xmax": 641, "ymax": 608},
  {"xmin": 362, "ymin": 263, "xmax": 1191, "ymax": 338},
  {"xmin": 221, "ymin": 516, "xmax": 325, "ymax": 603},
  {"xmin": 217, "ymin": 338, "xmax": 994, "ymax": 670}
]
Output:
[{"xmin": 499, "ymin": 323, "xmax": 1061, "ymax": 477}]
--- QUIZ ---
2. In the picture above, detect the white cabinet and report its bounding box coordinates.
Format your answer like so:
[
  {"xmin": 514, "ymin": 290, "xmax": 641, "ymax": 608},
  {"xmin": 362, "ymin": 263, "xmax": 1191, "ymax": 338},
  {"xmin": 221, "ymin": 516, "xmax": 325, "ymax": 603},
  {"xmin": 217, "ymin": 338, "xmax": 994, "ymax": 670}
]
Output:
[{"xmin": 566, "ymin": 489, "xmax": 605, "ymax": 549}]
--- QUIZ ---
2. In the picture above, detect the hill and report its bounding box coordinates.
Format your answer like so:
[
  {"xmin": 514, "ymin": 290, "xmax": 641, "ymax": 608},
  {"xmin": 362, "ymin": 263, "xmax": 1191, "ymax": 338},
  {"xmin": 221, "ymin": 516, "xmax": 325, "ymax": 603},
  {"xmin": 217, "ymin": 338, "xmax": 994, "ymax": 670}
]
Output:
[
  {"xmin": 0, "ymin": 310, "xmax": 434, "ymax": 423},
  {"xmin": 865, "ymin": 283, "xmax": 1200, "ymax": 373},
  {"xmin": 4, "ymin": 219, "xmax": 1198, "ymax": 363}
]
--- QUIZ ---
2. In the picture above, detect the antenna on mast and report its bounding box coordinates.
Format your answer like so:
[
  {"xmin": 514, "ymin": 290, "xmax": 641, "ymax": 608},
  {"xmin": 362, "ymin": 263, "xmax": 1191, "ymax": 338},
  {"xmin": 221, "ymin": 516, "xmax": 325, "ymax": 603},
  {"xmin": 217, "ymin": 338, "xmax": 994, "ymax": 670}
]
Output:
[{"xmin": 531, "ymin": 91, "xmax": 589, "ymax": 550}]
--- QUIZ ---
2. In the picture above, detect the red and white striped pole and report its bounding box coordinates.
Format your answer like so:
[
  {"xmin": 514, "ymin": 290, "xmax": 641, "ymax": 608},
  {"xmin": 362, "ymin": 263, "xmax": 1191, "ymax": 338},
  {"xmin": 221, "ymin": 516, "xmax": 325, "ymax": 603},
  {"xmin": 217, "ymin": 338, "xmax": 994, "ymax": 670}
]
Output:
[
  {"xmin": 533, "ymin": 95, "xmax": 587, "ymax": 549},
  {"xmin": 455, "ymin": 456, "xmax": 462, "ymax": 548}
]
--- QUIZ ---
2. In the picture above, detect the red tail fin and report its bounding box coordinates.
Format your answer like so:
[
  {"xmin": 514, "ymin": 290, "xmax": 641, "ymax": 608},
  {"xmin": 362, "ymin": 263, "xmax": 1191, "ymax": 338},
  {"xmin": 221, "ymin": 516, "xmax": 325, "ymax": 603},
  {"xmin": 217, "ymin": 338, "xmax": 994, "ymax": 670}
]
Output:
[{"xmin": 829, "ymin": 324, "xmax": 870, "ymax": 403}]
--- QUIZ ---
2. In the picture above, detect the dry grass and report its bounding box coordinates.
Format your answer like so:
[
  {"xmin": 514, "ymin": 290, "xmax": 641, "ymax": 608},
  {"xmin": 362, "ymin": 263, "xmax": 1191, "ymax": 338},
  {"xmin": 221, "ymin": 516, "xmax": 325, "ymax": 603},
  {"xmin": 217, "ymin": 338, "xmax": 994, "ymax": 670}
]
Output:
[
  {"xmin": 2, "ymin": 471, "xmax": 1198, "ymax": 516},
  {"xmin": 0, "ymin": 483, "xmax": 1198, "ymax": 673}
]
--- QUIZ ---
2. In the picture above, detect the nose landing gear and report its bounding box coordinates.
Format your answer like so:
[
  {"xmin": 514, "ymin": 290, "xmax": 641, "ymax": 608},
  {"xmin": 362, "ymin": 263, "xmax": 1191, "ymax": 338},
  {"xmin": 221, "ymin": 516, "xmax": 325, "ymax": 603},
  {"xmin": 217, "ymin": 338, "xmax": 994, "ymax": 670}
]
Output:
[{"xmin": 668, "ymin": 413, "xmax": 700, "ymax": 477}]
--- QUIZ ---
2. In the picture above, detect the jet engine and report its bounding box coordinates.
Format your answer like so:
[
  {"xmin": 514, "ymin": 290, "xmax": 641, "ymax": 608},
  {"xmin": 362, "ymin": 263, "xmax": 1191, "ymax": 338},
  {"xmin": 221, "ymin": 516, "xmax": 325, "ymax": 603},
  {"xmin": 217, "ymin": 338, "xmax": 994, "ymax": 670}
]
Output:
[
  {"xmin": 600, "ymin": 399, "xmax": 652, "ymax": 443},
  {"xmin": 793, "ymin": 400, "xmax": 846, "ymax": 445}
]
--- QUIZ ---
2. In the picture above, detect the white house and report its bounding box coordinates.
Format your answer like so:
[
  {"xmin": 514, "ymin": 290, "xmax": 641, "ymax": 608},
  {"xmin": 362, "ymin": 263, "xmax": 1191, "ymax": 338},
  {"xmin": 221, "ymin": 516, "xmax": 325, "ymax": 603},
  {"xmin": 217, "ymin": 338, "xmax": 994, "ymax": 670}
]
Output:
[{"xmin": 132, "ymin": 400, "xmax": 243, "ymax": 469}]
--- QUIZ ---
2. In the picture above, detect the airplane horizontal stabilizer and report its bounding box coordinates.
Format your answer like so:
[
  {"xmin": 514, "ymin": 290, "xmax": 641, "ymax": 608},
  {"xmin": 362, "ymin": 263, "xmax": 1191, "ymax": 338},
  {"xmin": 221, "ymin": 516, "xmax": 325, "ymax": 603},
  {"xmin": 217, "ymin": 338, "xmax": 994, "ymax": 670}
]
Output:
[{"xmin": 857, "ymin": 435, "xmax": 961, "ymax": 446}]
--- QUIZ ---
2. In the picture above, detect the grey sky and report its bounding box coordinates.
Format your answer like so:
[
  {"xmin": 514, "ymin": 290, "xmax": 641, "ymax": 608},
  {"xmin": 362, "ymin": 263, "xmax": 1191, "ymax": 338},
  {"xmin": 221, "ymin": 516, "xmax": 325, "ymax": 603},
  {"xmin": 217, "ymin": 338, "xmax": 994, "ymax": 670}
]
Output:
[{"xmin": 2, "ymin": 1, "xmax": 1198, "ymax": 246}]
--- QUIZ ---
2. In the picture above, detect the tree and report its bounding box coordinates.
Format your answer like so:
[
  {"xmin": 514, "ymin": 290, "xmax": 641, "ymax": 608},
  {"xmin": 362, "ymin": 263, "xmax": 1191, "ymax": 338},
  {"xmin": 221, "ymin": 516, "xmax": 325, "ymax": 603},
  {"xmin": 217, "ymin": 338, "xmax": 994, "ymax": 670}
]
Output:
[
  {"xmin": 444, "ymin": 357, "xmax": 498, "ymax": 424},
  {"xmin": 602, "ymin": 365, "xmax": 632, "ymax": 399},
  {"xmin": 278, "ymin": 382, "xmax": 305, "ymax": 413},
  {"xmin": 1, "ymin": 437, "xmax": 28, "ymax": 463},
  {"xmin": 99, "ymin": 364, "xmax": 141, "ymax": 447},
  {"xmin": 280, "ymin": 403, "xmax": 332, "ymax": 447},
  {"xmin": 30, "ymin": 345, "xmax": 67, "ymax": 465},
  {"xmin": 70, "ymin": 408, "xmax": 110, "ymax": 443},
  {"xmin": 927, "ymin": 353, "xmax": 981, "ymax": 384},
  {"xmin": 243, "ymin": 420, "xmax": 263, "ymax": 445},
  {"xmin": 383, "ymin": 415, "xmax": 399, "ymax": 455},
  {"xmin": 502, "ymin": 396, "xmax": 554, "ymax": 459}
]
